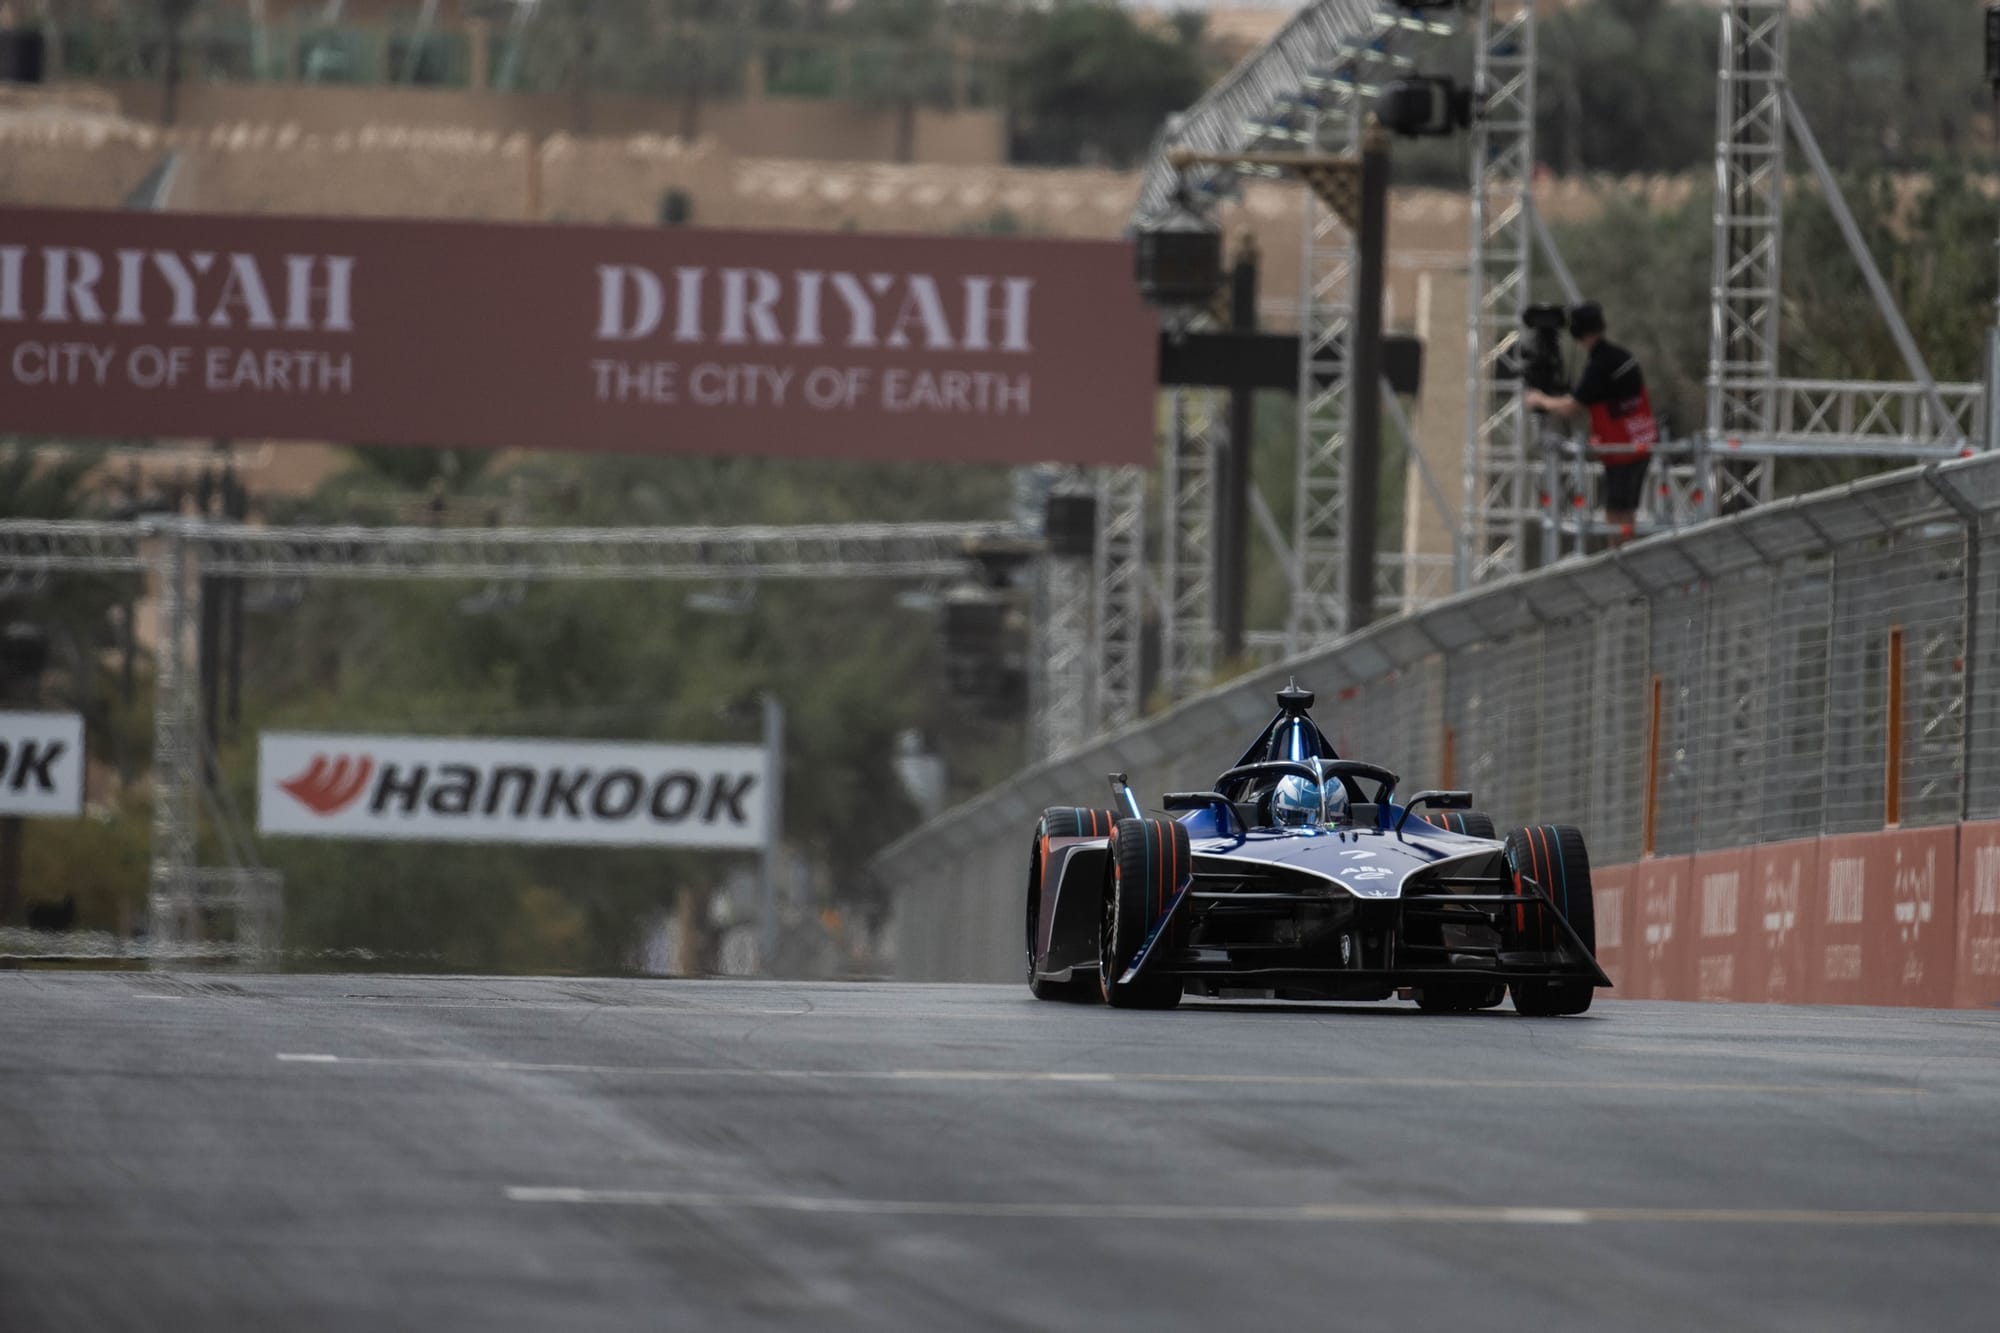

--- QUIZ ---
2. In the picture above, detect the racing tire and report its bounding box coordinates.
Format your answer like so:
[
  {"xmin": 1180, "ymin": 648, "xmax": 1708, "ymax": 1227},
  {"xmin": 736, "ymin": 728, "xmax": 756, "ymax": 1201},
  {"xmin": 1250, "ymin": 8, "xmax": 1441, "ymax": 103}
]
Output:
[
  {"xmin": 1099, "ymin": 817, "xmax": 1186, "ymax": 1010},
  {"xmin": 1500, "ymin": 824, "xmax": 1597, "ymax": 1017},
  {"xmin": 1412, "ymin": 982, "xmax": 1507, "ymax": 1013},
  {"xmin": 1423, "ymin": 810, "xmax": 1497, "ymax": 841},
  {"xmin": 1025, "ymin": 807, "xmax": 1120, "ymax": 1001}
]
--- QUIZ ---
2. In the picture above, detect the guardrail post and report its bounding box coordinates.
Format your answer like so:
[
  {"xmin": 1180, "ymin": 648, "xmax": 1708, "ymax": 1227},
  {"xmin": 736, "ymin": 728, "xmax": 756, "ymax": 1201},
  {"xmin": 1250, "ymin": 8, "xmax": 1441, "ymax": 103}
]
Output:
[
  {"xmin": 1885, "ymin": 623, "xmax": 1903, "ymax": 827},
  {"xmin": 1642, "ymin": 673, "xmax": 1663, "ymax": 857}
]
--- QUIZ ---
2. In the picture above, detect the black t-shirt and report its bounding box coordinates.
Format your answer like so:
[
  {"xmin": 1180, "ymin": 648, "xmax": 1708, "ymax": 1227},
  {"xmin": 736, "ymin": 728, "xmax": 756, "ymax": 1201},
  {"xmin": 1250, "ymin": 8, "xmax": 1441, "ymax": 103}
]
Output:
[{"xmin": 1572, "ymin": 338, "xmax": 1644, "ymax": 407}]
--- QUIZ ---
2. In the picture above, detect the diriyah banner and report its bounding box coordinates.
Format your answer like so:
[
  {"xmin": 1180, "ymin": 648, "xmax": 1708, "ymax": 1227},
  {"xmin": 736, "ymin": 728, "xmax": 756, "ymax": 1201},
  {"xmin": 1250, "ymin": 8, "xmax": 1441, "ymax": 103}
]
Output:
[
  {"xmin": 258, "ymin": 733, "xmax": 768, "ymax": 850},
  {"xmin": 0, "ymin": 205, "xmax": 1156, "ymax": 465},
  {"xmin": 0, "ymin": 711, "xmax": 85, "ymax": 817}
]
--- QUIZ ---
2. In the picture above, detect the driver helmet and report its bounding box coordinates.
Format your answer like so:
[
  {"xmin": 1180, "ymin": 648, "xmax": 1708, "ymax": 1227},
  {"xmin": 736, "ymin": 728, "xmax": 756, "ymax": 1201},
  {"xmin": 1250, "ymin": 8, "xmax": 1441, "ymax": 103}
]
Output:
[{"xmin": 1271, "ymin": 775, "xmax": 1323, "ymax": 828}]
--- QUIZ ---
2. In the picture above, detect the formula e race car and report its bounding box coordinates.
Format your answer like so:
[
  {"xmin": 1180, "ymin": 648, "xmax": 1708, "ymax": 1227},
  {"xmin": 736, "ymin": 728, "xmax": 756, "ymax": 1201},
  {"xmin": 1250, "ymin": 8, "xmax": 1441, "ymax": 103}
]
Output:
[{"xmin": 1024, "ymin": 682, "xmax": 1610, "ymax": 1015}]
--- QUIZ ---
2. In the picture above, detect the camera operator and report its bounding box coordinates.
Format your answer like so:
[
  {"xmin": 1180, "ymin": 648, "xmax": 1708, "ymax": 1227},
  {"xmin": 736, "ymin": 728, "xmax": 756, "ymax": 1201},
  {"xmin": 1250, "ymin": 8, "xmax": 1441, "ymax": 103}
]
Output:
[{"xmin": 1524, "ymin": 301, "xmax": 1659, "ymax": 542}]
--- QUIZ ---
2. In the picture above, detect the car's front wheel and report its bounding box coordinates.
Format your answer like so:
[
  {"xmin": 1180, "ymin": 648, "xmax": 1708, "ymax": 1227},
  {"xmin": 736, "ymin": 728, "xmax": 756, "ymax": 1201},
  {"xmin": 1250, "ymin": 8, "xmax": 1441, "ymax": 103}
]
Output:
[
  {"xmin": 1025, "ymin": 808, "xmax": 1118, "ymax": 1001},
  {"xmin": 1500, "ymin": 824, "xmax": 1598, "ymax": 1017},
  {"xmin": 1099, "ymin": 818, "xmax": 1185, "ymax": 1010}
]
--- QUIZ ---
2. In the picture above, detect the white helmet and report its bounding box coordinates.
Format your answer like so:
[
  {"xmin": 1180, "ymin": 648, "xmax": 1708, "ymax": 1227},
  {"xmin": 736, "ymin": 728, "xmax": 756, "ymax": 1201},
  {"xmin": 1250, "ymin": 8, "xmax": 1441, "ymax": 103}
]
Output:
[{"xmin": 1271, "ymin": 775, "xmax": 1322, "ymax": 828}]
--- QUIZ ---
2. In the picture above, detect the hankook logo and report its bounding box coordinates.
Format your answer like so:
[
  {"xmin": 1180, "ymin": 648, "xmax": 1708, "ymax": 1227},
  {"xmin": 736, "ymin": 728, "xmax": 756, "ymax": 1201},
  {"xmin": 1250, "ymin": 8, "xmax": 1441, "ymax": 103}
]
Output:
[
  {"xmin": 258, "ymin": 732, "xmax": 769, "ymax": 850},
  {"xmin": 279, "ymin": 754, "xmax": 375, "ymax": 815}
]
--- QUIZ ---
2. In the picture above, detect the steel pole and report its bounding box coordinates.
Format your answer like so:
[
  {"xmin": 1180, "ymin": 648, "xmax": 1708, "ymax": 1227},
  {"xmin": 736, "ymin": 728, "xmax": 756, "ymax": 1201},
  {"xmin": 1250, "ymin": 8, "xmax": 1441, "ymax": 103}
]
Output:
[
  {"xmin": 759, "ymin": 691, "xmax": 785, "ymax": 975},
  {"xmin": 1217, "ymin": 241, "xmax": 1258, "ymax": 661},
  {"xmin": 1343, "ymin": 125, "xmax": 1389, "ymax": 633}
]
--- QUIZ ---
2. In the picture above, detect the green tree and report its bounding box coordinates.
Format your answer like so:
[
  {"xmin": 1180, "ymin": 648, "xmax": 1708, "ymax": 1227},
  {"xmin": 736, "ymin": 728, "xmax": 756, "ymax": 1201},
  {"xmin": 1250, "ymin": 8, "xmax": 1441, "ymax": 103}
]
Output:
[
  {"xmin": 1536, "ymin": 0, "xmax": 1716, "ymax": 177},
  {"xmin": 843, "ymin": 0, "xmax": 955, "ymax": 163},
  {"xmin": 1007, "ymin": 3, "xmax": 1208, "ymax": 167}
]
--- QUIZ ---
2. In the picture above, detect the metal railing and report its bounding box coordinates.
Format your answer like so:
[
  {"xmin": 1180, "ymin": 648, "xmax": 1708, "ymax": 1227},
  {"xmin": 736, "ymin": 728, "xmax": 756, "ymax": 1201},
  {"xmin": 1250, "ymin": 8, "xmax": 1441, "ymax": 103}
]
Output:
[{"xmin": 877, "ymin": 451, "xmax": 2000, "ymax": 982}]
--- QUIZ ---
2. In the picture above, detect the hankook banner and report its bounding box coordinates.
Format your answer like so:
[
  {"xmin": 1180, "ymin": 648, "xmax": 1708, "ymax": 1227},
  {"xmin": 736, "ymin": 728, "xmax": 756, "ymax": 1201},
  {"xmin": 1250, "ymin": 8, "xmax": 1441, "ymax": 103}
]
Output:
[
  {"xmin": 0, "ymin": 205, "xmax": 1155, "ymax": 466},
  {"xmin": 0, "ymin": 711, "xmax": 85, "ymax": 817},
  {"xmin": 258, "ymin": 732, "xmax": 769, "ymax": 849}
]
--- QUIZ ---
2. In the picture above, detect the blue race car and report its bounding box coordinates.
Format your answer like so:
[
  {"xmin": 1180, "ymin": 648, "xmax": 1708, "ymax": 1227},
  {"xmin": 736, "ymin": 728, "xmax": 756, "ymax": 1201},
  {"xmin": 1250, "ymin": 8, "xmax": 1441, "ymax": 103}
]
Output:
[{"xmin": 1025, "ymin": 682, "xmax": 1610, "ymax": 1015}]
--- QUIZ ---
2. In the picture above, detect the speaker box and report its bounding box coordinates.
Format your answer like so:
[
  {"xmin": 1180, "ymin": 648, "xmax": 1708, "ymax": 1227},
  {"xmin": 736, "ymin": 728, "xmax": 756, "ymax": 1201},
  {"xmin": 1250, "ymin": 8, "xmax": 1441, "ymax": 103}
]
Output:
[{"xmin": 0, "ymin": 30, "xmax": 46, "ymax": 85}]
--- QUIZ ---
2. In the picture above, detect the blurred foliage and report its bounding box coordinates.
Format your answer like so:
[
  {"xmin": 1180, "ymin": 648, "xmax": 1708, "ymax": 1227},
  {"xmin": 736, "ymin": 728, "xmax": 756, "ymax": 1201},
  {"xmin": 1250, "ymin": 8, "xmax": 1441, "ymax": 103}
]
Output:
[
  {"xmin": 51, "ymin": 1, "xmax": 1995, "ymax": 176},
  {"xmin": 225, "ymin": 450, "xmax": 1026, "ymax": 970},
  {"xmin": 1006, "ymin": 3, "xmax": 1210, "ymax": 167},
  {"xmin": 1537, "ymin": 0, "xmax": 1986, "ymax": 177}
]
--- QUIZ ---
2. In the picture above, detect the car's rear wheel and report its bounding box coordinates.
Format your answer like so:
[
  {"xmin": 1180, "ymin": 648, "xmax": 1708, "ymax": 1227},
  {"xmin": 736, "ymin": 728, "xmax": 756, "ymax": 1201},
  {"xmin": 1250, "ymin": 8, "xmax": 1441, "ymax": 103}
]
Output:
[
  {"xmin": 1500, "ymin": 824, "xmax": 1597, "ymax": 1017},
  {"xmin": 1422, "ymin": 810, "xmax": 1497, "ymax": 840},
  {"xmin": 1025, "ymin": 807, "xmax": 1119, "ymax": 1001},
  {"xmin": 1099, "ymin": 817, "xmax": 1186, "ymax": 1010}
]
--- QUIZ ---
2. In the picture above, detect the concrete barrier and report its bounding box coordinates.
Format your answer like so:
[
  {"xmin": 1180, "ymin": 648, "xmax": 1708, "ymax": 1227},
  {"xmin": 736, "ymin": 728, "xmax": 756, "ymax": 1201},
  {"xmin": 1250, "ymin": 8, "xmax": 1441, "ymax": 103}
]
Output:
[
  {"xmin": 1588, "ymin": 823, "xmax": 1987, "ymax": 1008},
  {"xmin": 1955, "ymin": 821, "xmax": 2000, "ymax": 1009},
  {"xmin": 1746, "ymin": 837, "xmax": 1817, "ymax": 1003}
]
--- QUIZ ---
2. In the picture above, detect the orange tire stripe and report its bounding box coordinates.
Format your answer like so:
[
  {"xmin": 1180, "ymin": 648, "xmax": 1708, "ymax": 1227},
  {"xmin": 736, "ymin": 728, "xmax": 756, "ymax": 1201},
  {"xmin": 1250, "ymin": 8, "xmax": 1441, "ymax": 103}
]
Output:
[{"xmin": 1543, "ymin": 829, "xmax": 1553, "ymax": 945}]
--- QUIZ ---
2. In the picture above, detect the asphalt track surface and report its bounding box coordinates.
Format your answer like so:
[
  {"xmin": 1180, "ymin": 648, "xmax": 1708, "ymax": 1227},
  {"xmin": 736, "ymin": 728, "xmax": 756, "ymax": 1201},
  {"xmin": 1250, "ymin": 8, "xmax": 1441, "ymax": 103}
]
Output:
[{"xmin": 2, "ymin": 975, "xmax": 1997, "ymax": 1332}]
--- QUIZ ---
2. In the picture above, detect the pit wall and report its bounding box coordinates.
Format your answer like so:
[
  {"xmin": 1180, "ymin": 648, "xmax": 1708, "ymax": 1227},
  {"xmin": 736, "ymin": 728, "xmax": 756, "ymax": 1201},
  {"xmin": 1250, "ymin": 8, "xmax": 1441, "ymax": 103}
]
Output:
[{"xmin": 1593, "ymin": 826, "xmax": 2000, "ymax": 1009}]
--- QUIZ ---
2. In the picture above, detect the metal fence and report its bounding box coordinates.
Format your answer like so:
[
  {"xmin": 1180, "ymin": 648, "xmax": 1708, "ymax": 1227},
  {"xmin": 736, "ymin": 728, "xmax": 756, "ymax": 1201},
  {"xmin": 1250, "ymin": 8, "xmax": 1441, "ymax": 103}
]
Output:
[{"xmin": 878, "ymin": 453, "xmax": 2000, "ymax": 982}]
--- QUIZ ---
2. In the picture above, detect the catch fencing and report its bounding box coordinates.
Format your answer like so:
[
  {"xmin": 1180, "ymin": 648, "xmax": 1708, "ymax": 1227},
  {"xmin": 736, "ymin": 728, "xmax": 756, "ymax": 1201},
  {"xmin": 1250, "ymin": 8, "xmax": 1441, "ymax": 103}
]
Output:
[{"xmin": 878, "ymin": 453, "xmax": 2000, "ymax": 1008}]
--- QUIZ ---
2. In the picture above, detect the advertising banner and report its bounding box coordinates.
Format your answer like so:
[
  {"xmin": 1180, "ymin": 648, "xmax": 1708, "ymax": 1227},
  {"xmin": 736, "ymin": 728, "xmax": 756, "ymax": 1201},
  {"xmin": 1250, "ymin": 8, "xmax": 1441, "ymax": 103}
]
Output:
[
  {"xmin": 1953, "ymin": 821, "xmax": 2000, "ymax": 1009},
  {"xmin": 258, "ymin": 732, "xmax": 768, "ymax": 850},
  {"xmin": 1745, "ymin": 837, "xmax": 1818, "ymax": 1004},
  {"xmin": 0, "ymin": 711, "xmax": 84, "ymax": 817},
  {"xmin": 1622, "ymin": 855, "xmax": 1694, "ymax": 1001},
  {"xmin": 1587, "ymin": 859, "xmax": 1632, "ymax": 990},
  {"xmin": 0, "ymin": 205, "xmax": 1156, "ymax": 466},
  {"xmin": 1808, "ymin": 826, "xmax": 1957, "ymax": 1008},
  {"xmin": 1689, "ymin": 847, "xmax": 1754, "ymax": 1001}
]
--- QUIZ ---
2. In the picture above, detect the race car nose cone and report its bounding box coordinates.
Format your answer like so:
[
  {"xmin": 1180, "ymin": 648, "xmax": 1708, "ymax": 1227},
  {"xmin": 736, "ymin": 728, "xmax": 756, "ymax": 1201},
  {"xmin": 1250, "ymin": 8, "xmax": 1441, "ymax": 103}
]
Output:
[{"xmin": 1277, "ymin": 679, "xmax": 1315, "ymax": 713}]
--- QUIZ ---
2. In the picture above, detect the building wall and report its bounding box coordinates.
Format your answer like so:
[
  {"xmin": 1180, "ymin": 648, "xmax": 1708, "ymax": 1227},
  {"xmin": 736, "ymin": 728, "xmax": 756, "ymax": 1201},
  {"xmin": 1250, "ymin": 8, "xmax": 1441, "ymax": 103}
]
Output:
[{"xmin": 78, "ymin": 78, "xmax": 1009, "ymax": 167}]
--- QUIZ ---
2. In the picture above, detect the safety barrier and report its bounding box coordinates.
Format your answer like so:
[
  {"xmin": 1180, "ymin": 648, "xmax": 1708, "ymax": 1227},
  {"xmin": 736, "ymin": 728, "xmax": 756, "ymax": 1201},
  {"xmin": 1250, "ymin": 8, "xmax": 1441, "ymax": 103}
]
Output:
[
  {"xmin": 876, "ymin": 451, "xmax": 2000, "ymax": 1009},
  {"xmin": 1595, "ymin": 823, "xmax": 1999, "ymax": 1008}
]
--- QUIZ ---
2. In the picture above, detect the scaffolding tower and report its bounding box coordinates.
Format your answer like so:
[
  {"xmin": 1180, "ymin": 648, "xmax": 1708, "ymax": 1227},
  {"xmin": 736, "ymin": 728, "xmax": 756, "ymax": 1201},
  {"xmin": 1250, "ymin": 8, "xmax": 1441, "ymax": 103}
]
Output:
[
  {"xmin": 1287, "ymin": 53, "xmax": 1368, "ymax": 649},
  {"xmin": 1704, "ymin": 0, "xmax": 1980, "ymax": 503},
  {"xmin": 1161, "ymin": 385, "xmax": 1220, "ymax": 698},
  {"xmin": 1462, "ymin": 0, "xmax": 1538, "ymax": 583},
  {"xmin": 1093, "ymin": 466, "xmax": 1148, "ymax": 734}
]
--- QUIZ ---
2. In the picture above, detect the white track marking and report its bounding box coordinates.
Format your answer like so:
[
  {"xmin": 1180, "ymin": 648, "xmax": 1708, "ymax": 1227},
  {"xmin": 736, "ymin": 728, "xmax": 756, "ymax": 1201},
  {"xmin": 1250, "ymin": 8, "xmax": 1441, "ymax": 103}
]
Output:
[
  {"xmin": 275, "ymin": 1053, "xmax": 340, "ymax": 1063},
  {"xmin": 275, "ymin": 1054, "xmax": 1918, "ymax": 1096},
  {"xmin": 504, "ymin": 1188, "xmax": 2000, "ymax": 1229}
]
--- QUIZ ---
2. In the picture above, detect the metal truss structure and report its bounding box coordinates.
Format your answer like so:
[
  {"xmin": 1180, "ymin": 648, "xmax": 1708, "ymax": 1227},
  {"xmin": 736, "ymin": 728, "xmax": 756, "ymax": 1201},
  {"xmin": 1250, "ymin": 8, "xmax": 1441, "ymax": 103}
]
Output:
[
  {"xmin": 1705, "ymin": 0, "xmax": 1981, "ymax": 509},
  {"xmin": 0, "ymin": 516, "xmax": 1017, "ymax": 957},
  {"xmin": 1705, "ymin": 0, "xmax": 1788, "ymax": 505},
  {"xmin": 1031, "ymin": 478, "xmax": 1097, "ymax": 761},
  {"xmin": 1030, "ymin": 548, "xmax": 1093, "ymax": 762},
  {"xmin": 1288, "ymin": 73, "xmax": 1366, "ymax": 650},
  {"xmin": 1132, "ymin": 0, "xmax": 1388, "ymax": 230},
  {"xmin": 1160, "ymin": 386, "xmax": 1220, "ymax": 697},
  {"xmin": 0, "ymin": 518, "xmax": 1016, "ymax": 581},
  {"xmin": 1132, "ymin": 1, "xmax": 1459, "ymax": 676},
  {"xmin": 1463, "ymin": 0, "xmax": 1538, "ymax": 582},
  {"xmin": 1092, "ymin": 467, "xmax": 1147, "ymax": 734}
]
